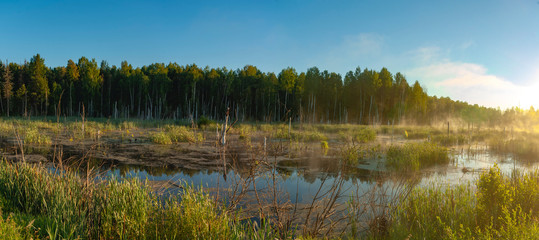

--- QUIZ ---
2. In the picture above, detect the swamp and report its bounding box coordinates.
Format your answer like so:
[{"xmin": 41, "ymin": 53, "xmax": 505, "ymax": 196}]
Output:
[{"xmin": 1, "ymin": 117, "xmax": 539, "ymax": 239}]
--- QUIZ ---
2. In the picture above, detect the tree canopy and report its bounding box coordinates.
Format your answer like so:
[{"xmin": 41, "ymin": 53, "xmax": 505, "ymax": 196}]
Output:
[{"xmin": 0, "ymin": 54, "xmax": 535, "ymax": 129}]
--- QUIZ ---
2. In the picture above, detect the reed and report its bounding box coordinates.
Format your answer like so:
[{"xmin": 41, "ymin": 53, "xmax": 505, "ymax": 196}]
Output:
[
  {"xmin": 0, "ymin": 161, "xmax": 244, "ymax": 239},
  {"xmin": 386, "ymin": 141, "xmax": 450, "ymax": 171},
  {"xmin": 389, "ymin": 165, "xmax": 539, "ymax": 239}
]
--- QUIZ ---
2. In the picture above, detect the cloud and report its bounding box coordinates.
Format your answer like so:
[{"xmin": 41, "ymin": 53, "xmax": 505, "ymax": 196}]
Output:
[
  {"xmin": 406, "ymin": 61, "xmax": 535, "ymax": 109},
  {"xmin": 340, "ymin": 33, "xmax": 384, "ymax": 57},
  {"xmin": 320, "ymin": 34, "xmax": 534, "ymax": 109},
  {"xmin": 321, "ymin": 33, "xmax": 387, "ymax": 71},
  {"xmin": 407, "ymin": 46, "xmax": 444, "ymax": 64}
]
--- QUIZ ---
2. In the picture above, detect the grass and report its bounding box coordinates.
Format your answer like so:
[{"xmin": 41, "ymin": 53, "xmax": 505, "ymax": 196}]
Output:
[
  {"xmin": 150, "ymin": 125, "xmax": 204, "ymax": 144},
  {"xmin": 340, "ymin": 144, "xmax": 382, "ymax": 165},
  {"xmin": 23, "ymin": 127, "xmax": 52, "ymax": 144},
  {"xmin": 0, "ymin": 154, "xmax": 538, "ymax": 239},
  {"xmin": 339, "ymin": 127, "xmax": 377, "ymax": 143},
  {"xmin": 0, "ymin": 160, "xmax": 262, "ymax": 239},
  {"xmin": 0, "ymin": 207, "xmax": 22, "ymax": 240},
  {"xmin": 431, "ymin": 134, "xmax": 467, "ymax": 146},
  {"xmin": 386, "ymin": 141, "xmax": 450, "ymax": 171},
  {"xmin": 389, "ymin": 165, "xmax": 539, "ymax": 239},
  {"xmin": 489, "ymin": 134, "xmax": 539, "ymax": 161}
]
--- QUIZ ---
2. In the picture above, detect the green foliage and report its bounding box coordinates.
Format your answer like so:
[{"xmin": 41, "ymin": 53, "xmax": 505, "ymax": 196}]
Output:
[
  {"xmin": 0, "ymin": 210, "xmax": 22, "ymax": 240},
  {"xmin": 340, "ymin": 145, "xmax": 358, "ymax": 165},
  {"xmin": 0, "ymin": 161, "xmax": 250, "ymax": 240},
  {"xmin": 354, "ymin": 127, "xmax": 376, "ymax": 143},
  {"xmin": 197, "ymin": 115, "xmax": 214, "ymax": 127},
  {"xmin": 402, "ymin": 127, "xmax": 442, "ymax": 139},
  {"xmin": 386, "ymin": 141, "xmax": 449, "ymax": 171},
  {"xmin": 389, "ymin": 166, "xmax": 539, "ymax": 240},
  {"xmin": 165, "ymin": 125, "xmax": 204, "ymax": 143},
  {"xmin": 150, "ymin": 131, "xmax": 173, "ymax": 144},
  {"xmin": 338, "ymin": 127, "xmax": 376, "ymax": 143},
  {"xmin": 24, "ymin": 126, "xmax": 51, "ymax": 144},
  {"xmin": 320, "ymin": 140, "xmax": 329, "ymax": 150},
  {"xmin": 3, "ymin": 54, "xmax": 529, "ymax": 130},
  {"xmin": 148, "ymin": 185, "xmax": 233, "ymax": 239},
  {"xmin": 96, "ymin": 178, "xmax": 151, "ymax": 239},
  {"xmin": 150, "ymin": 125, "xmax": 203, "ymax": 144},
  {"xmin": 340, "ymin": 144, "xmax": 382, "ymax": 165},
  {"xmin": 431, "ymin": 134, "xmax": 467, "ymax": 146}
]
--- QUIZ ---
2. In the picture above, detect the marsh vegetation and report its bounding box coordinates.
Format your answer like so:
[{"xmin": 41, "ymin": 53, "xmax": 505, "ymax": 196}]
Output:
[{"xmin": 0, "ymin": 116, "xmax": 537, "ymax": 239}]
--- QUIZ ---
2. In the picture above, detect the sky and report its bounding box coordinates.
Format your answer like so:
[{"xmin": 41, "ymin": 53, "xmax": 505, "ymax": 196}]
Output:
[{"xmin": 1, "ymin": 0, "xmax": 538, "ymax": 109}]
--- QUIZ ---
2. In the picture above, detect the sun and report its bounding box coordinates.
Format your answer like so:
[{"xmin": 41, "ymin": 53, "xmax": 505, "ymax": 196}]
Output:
[{"xmin": 519, "ymin": 81, "xmax": 539, "ymax": 110}]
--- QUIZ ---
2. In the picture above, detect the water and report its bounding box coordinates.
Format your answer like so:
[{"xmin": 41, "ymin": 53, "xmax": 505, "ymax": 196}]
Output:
[{"xmin": 88, "ymin": 143, "xmax": 539, "ymax": 206}]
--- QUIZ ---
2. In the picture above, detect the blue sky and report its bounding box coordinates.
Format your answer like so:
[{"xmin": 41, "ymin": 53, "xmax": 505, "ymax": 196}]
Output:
[{"xmin": 1, "ymin": 0, "xmax": 538, "ymax": 109}]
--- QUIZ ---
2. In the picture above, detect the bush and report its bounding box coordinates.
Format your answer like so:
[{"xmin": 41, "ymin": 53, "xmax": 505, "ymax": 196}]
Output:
[
  {"xmin": 197, "ymin": 115, "xmax": 215, "ymax": 127},
  {"xmin": 150, "ymin": 131, "xmax": 172, "ymax": 144}
]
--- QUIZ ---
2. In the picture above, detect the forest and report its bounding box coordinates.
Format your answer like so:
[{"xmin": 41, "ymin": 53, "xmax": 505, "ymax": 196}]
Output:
[{"xmin": 0, "ymin": 54, "xmax": 536, "ymax": 128}]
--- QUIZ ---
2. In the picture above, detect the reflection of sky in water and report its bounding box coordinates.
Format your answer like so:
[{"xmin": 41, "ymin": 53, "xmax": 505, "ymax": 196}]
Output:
[{"xmin": 96, "ymin": 145, "xmax": 539, "ymax": 204}]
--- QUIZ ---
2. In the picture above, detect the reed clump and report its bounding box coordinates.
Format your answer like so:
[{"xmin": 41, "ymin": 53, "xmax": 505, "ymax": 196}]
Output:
[
  {"xmin": 23, "ymin": 127, "xmax": 51, "ymax": 144},
  {"xmin": 390, "ymin": 166, "xmax": 539, "ymax": 239},
  {"xmin": 489, "ymin": 136, "xmax": 539, "ymax": 161},
  {"xmin": 151, "ymin": 125, "xmax": 204, "ymax": 144},
  {"xmin": 402, "ymin": 127, "xmax": 442, "ymax": 139},
  {"xmin": 150, "ymin": 131, "xmax": 173, "ymax": 144},
  {"xmin": 431, "ymin": 134, "xmax": 467, "ymax": 146},
  {"xmin": 0, "ymin": 160, "xmax": 245, "ymax": 239},
  {"xmin": 386, "ymin": 141, "xmax": 449, "ymax": 171},
  {"xmin": 0, "ymin": 207, "xmax": 23, "ymax": 240}
]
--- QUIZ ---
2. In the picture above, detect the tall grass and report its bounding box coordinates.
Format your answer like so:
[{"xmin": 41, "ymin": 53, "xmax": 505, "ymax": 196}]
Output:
[
  {"xmin": 0, "ymin": 206, "xmax": 22, "ymax": 240},
  {"xmin": 386, "ymin": 141, "xmax": 450, "ymax": 171},
  {"xmin": 489, "ymin": 136, "xmax": 539, "ymax": 161},
  {"xmin": 23, "ymin": 126, "xmax": 52, "ymax": 144},
  {"xmin": 0, "ymin": 161, "xmax": 248, "ymax": 239},
  {"xmin": 339, "ymin": 127, "xmax": 377, "ymax": 143},
  {"xmin": 389, "ymin": 166, "xmax": 539, "ymax": 239},
  {"xmin": 150, "ymin": 125, "xmax": 204, "ymax": 144}
]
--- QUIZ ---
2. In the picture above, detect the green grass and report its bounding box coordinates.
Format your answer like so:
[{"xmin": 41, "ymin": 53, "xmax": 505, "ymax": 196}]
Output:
[
  {"xmin": 0, "ymin": 207, "xmax": 22, "ymax": 240},
  {"xmin": 150, "ymin": 131, "xmax": 173, "ymax": 144},
  {"xmin": 340, "ymin": 144, "xmax": 382, "ymax": 165},
  {"xmin": 431, "ymin": 134, "xmax": 467, "ymax": 146},
  {"xmin": 23, "ymin": 127, "xmax": 52, "ymax": 144},
  {"xmin": 389, "ymin": 165, "xmax": 539, "ymax": 239},
  {"xmin": 386, "ymin": 141, "xmax": 450, "ymax": 171},
  {"xmin": 150, "ymin": 125, "xmax": 204, "ymax": 144},
  {"xmin": 0, "ymin": 160, "xmax": 284, "ymax": 239}
]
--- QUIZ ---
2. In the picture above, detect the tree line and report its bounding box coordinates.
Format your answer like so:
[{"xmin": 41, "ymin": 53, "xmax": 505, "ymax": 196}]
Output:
[{"xmin": 0, "ymin": 54, "xmax": 536, "ymax": 128}]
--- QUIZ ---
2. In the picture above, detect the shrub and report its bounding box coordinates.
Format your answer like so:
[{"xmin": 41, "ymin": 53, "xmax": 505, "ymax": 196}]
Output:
[
  {"xmin": 197, "ymin": 115, "xmax": 214, "ymax": 127},
  {"xmin": 320, "ymin": 140, "xmax": 329, "ymax": 150},
  {"xmin": 150, "ymin": 131, "xmax": 172, "ymax": 144}
]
